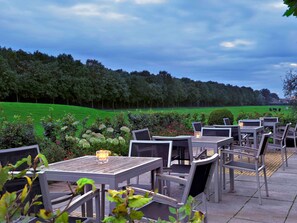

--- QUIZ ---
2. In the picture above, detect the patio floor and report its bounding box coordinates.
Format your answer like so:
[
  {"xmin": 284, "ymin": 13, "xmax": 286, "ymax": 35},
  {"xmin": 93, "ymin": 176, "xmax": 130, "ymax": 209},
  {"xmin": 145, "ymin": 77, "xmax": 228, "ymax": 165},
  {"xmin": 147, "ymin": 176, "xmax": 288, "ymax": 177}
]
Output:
[{"xmin": 50, "ymin": 148, "xmax": 297, "ymax": 223}]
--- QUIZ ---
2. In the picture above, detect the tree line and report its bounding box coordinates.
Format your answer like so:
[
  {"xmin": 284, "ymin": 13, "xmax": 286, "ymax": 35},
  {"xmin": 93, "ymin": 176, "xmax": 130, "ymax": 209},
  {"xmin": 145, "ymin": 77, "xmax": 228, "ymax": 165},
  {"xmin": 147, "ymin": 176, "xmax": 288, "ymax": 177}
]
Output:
[{"xmin": 0, "ymin": 47, "xmax": 279, "ymax": 109}]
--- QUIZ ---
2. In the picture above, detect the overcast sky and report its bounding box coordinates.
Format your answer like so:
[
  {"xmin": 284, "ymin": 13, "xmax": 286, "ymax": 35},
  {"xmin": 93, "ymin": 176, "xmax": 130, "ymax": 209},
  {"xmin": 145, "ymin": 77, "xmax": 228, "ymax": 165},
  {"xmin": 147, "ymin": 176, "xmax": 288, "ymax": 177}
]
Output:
[{"xmin": 1, "ymin": 0, "xmax": 296, "ymax": 97}]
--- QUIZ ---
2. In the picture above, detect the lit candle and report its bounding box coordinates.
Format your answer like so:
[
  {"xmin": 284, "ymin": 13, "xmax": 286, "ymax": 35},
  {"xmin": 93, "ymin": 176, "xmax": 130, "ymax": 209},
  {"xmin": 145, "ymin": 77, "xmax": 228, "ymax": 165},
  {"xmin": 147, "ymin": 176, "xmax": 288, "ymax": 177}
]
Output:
[
  {"xmin": 239, "ymin": 122, "xmax": 244, "ymax": 127},
  {"xmin": 195, "ymin": 131, "xmax": 201, "ymax": 138},
  {"xmin": 96, "ymin": 150, "xmax": 110, "ymax": 164}
]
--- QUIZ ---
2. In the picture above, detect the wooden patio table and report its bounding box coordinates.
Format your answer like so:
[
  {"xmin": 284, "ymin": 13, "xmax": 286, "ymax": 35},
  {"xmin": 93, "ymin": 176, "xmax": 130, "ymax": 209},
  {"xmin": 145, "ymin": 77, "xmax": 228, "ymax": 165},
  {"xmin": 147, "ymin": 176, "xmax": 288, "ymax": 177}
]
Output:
[{"xmin": 41, "ymin": 155, "xmax": 163, "ymax": 221}]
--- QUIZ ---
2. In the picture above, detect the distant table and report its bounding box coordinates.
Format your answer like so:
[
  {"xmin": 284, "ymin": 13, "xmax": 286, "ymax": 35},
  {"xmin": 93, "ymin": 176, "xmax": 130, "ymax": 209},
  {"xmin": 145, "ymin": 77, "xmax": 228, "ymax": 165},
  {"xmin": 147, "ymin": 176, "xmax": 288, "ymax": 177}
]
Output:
[
  {"xmin": 42, "ymin": 156, "xmax": 163, "ymax": 220},
  {"xmin": 240, "ymin": 126, "xmax": 264, "ymax": 148},
  {"xmin": 263, "ymin": 122, "xmax": 279, "ymax": 143},
  {"xmin": 191, "ymin": 136, "xmax": 233, "ymax": 203}
]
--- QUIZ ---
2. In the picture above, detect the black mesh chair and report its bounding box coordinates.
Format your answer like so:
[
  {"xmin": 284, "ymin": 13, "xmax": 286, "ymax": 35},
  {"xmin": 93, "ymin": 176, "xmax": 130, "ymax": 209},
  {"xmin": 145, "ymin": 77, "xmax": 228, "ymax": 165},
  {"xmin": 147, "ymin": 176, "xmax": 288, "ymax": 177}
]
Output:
[
  {"xmin": 214, "ymin": 125, "xmax": 248, "ymax": 146},
  {"xmin": 128, "ymin": 140, "xmax": 173, "ymax": 189},
  {"xmin": 220, "ymin": 132, "xmax": 272, "ymax": 205},
  {"xmin": 192, "ymin": 122, "xmax": 202, "ymax": 132},
  {"xmin": 0, "ymin": 145, "xmax": 42, "ymax": 214},
  {"xmin": 201, "ymin": 127, "xmax": 231, "ymax": 138},
  {"xmin": 152, "ymin": 136, "xmax": 194, "ymax": 175},
  {"xmin": 132, "ymin": 153, "xmax": 219, "ymax": 223},
  {"xmin": 239, "ymin": 119, "xmax": 261, "ymax": 126},
  {"xmin": 131, "ymin": 128, "xmax": 151, "ymax": 140},
  {"xmin": 223, "ymin": 118, "xmax": 231, "ymax": 125}
]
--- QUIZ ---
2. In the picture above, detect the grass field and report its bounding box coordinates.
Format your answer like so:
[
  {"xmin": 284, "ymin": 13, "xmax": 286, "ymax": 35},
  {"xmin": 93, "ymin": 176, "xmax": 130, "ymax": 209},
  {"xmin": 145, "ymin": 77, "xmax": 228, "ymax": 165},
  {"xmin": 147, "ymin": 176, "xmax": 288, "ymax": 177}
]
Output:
[{"xmin": 0, "ymin": 102, "xmax": 289, "ymax": 136}]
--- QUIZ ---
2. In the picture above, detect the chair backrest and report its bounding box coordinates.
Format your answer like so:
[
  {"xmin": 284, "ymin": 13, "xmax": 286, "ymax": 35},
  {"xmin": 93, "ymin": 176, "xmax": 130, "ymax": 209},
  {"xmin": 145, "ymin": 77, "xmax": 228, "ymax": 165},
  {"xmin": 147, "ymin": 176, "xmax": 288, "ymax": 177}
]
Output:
[
  {"xmin": 132, "ymin": 128, "xmax": 151, "ymax": 140},
  {"xmin": 0, "ymin": 145, "xmax": 40, "ymax": 170},
  {"xmin": 181, "ymin": 153, "xmax": 219, "ymax": 204},
  {"xmin": 192, "ymin": 122, "xmax": 202, "ymax": 132},
  {"xmin": 223, "ymin": 118, "xmax": 231, "ymax": 125},
  {"xmin": 214, "ymin": 125, "xmax": 240, "ymax": 142},
  {"xmin": 239, "ymin": 120, "xmax": 261, "ymax": 126},
  {"xmin": 257, "ymin": 132, "xmax": 272, "ymax": 157},
  {"xmin": 152, "ymin": 136, "xmax": 193, "ymax": 163},
  {"xmin": 129, "ymin": 140, "xmax": 173, "ymax": 168},
  {"xmin": 262, "ymin": 117, "xmax": 279, "ymax": 123},
  {"xmin": 201, "ymin": 127, "xmax": 232, "ymax": 137},
  {"xmin": 281, "ymin": 123, "xmax": 291, "ymax": 146}
]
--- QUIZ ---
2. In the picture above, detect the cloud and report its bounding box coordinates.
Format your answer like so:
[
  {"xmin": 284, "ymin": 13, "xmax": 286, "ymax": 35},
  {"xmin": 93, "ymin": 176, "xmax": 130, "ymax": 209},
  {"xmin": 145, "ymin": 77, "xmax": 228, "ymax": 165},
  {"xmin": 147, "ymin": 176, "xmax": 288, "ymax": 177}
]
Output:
[
  {"xmin": 273, "ymin": 62, "xmax": 297, "ymax": 69},
  {"xmin": 220, "ymin": 39, "xmax": 255, "ymax": 49},
  {"xmin": 134, "ymin": 0, "xmax": 166, "ymax": 4},
  {"xmin": 48, "ymin": 3, "xmax": 138, "ymax": 21}
]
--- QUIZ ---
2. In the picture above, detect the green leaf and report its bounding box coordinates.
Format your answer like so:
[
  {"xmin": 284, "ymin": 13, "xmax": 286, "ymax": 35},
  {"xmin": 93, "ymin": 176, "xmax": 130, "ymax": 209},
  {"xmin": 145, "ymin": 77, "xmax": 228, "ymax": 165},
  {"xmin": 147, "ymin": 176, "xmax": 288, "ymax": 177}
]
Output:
[
  {"xmin": 168, "ymin": 215, "xmax": 176, "ymax": 222},
  {"xmin": 102, "ymin": 216, "xmax": 116, "ymax": 223},
  {"xmin": 55, "ymin": 212, "xmax": 69, "ymax": 223},
  {"xmin": 23, "ymin": 201, "xmax": 30, "ymax": 214},
  {"xmin": 38, "ymin": 209, "xmax": 54, "ymax": 220},
  {"xmin": 130, "ymin": 210, "xmax": 144, "ymax": 220},
  {"xmin": 20, "ymin": 184, "xmax": 28, "ymax": 202},
  {"xmin": 76, "ymin": 178, "xmax": 95, "ymax": 193},
  {"xmin": 169, "ymin": 206, "xmax": 177, "ymax": 214},
  {"xmin": 128, "ymin": 197, "xmax": 152, "ymax": 208},
  {"xmin": 37, "ymin": 154, "xmax": 48, "ymax": 167},
  {"xmin": 13, "ymin": 157, "xmax": 29, "ymax": 169}
]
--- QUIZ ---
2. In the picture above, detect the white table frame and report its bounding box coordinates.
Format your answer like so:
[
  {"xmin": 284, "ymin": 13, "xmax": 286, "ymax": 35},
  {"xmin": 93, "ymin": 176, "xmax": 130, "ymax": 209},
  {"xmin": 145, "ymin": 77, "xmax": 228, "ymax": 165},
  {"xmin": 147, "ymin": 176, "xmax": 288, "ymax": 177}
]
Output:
[{"xmin": 240, "ymin": 126, "xmax": 264, "ymax": 148}]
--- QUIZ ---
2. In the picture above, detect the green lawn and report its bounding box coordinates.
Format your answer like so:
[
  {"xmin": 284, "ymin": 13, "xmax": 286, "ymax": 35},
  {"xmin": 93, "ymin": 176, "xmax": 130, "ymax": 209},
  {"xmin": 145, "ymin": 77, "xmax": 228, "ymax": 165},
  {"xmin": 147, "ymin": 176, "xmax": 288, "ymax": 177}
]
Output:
[{"xmin": 0, "ymin": 102, "xmax": 289, "ymax": 136}]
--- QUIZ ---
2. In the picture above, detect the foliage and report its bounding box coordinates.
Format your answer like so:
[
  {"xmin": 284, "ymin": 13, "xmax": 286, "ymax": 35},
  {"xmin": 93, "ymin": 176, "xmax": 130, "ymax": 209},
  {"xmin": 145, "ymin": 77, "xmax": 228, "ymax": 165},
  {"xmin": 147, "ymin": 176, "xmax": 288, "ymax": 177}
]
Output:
[
  {"xmin": 156, "ymin": 196, "xmax": 204, "ymax": 223},
  {"xmin": 0, "ymin": 115, "xmax": 36, "ymax": 150},
  {"xmin": 283, "ymin": 0, "xmax": 297, "ymax": 17},
  {"xmin": 103, "ymin": 187, "xmax": 152, "ymax": 223},
  {"xmin": 0, "ymin": 154, "xmax": 96, "ymax": 223},
  {"xmin": 208, "ymin": 109, "xmax": 234, "ymax": 125},
  {"xmin": 38, "ymin": 139, "xmax": 66, "ymax": 163},
  {"xmin": 128, "ymin": 112, "xmax": 192, "ymax": 135},
  {"xmin": 103, "ymin": 188, "xmax": 204, "ymax": 223},
  {"xmin": 66, "ymin": 124, "xmax": 131, "ymax": 156},
  {"xmin": 0, "ymin": 47, "xmax": 276, "ymax": 109},
  {"xmin": 0, "ymin": 153, "xmax": 48, "ymax": 222}
]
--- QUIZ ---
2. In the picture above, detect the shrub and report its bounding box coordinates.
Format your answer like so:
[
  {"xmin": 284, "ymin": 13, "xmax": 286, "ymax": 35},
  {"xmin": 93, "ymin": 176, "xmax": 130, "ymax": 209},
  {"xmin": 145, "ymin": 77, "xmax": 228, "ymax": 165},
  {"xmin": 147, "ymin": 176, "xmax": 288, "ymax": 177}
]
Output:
[
  {"xmin": 208, "ymin": 109, "xmax": 234, "ymax": 125},
  {"xmin": 0, "ymin": 115, "xmax": 36, "ymax": 149},
  {"xmin": 39, "ymin": 139, "xmax": 67, "ymax": 163}
]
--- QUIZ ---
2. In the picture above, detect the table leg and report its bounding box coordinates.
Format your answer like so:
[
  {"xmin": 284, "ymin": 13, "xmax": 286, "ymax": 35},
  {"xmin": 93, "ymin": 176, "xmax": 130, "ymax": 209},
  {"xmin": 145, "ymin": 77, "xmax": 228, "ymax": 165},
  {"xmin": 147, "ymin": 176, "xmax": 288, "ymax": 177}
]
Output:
[
  {"xmin": 100, "ymin": 184, "xmax": 105, "ymax": 222},
  {"xmin": 85, "ymin": 184, "xmax": 93, "ymax": 217}
]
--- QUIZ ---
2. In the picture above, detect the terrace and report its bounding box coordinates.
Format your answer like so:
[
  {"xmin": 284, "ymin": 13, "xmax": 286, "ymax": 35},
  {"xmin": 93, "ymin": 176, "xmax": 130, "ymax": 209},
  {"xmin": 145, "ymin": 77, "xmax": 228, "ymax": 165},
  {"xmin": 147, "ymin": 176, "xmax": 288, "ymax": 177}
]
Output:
[{"xmin": 48, "ymin": 147, "xmax": 297, "ymax": 223}]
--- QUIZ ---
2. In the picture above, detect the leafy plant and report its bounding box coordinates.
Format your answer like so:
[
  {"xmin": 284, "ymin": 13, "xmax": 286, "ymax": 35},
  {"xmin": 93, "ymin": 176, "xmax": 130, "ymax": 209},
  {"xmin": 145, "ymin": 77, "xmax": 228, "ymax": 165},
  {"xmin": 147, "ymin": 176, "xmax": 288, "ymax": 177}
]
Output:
[
  {"xmin": 208, "ymin": 109, "xmax": 234, "ymax": 125},
  {"xmin": 104, "ymin": 188, "xmax": 204, "ymax": 223},
  {"xmin": 156, "ymin": 196, "xmax": 204, "ymax": 223},
  {"xmin": 103, "ymin": 187, "xmax": 152, "ymax": 223},
  {"xmin": 0, "ymin": 154, "xmax": 96, "ymax": 223},
  {"xmin": 0, "ymin": 153, "xmax": 48, "ymax": 222}
]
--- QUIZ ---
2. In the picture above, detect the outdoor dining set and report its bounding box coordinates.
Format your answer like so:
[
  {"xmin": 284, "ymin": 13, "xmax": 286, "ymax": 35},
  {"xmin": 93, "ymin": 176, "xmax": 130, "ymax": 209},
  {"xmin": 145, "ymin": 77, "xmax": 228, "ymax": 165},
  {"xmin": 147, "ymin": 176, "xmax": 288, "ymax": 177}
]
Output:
[{"xmin": 1, "ymin": 116, "xmax": 296, "ymax": 222}]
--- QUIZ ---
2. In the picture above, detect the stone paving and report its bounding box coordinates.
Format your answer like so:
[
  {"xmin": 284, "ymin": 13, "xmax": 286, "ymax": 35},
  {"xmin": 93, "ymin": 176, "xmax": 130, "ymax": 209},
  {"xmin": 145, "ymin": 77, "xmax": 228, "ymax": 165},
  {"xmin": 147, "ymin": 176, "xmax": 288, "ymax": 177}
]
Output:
[{"xmin": 50, "ymin": 148, "xmax": 297, "ymax": 223}]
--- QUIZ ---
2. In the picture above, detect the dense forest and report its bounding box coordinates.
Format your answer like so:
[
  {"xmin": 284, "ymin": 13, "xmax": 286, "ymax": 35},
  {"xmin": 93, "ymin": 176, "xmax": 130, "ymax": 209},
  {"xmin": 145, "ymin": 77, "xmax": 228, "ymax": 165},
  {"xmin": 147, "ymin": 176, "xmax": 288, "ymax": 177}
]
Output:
[{"xmin": 0, "ymin": 47, "xmax": 279, "ymax": 109}]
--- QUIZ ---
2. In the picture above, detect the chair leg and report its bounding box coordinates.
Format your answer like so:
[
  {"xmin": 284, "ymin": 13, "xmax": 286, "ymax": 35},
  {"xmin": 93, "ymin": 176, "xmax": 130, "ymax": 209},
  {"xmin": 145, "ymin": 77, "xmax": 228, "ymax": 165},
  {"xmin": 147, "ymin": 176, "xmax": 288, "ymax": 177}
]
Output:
[
  {"xmin": 284, "ymin": 147, "xmax": 288, "ymax": 167},
  {"xmin": 256, "ymin": 171, "xmax": 262, "ymax": 205},
  {"xmin": 281, "ymin": 148, "xmax": 285, "ymax": 170},
  {"xmin": 203, "ymin": 193, "xmax": 208, "ymax": 223},
  {"xmin": 263, "ymin": 167, "xmax": 269, "ymax": 197}
]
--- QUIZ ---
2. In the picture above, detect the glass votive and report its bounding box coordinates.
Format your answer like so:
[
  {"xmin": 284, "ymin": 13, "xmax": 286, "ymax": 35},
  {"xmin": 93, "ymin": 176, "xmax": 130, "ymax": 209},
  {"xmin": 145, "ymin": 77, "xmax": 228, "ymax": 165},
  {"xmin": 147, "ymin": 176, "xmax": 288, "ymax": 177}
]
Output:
[
  {"xmin": 239, "ymin": 122, "xmax": 244, "ymax": 127},
  {"xmin": 96, "ymin": 150, "xmax": 110, "ymax": 164},
  {"xmin": 195, "ymin": 131, "xmax": 201, "ymax": 138}
]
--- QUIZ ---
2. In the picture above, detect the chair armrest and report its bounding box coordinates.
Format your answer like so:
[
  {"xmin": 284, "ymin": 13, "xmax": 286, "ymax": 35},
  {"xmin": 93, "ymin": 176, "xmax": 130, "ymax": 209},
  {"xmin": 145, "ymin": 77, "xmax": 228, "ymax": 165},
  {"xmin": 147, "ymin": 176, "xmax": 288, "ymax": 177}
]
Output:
[
  {"xmin": 157, "ymin": 173, "xmax": 187, "ymax": 185},
  {"xmin": 221, "ymin": 150, "xmax": 256, "ymax": 159},
  {"xmin": 231, "ymin": 145, "xmax": 257, "ymax": 153},
  {"xmin": 66, "ymin": 189, "xmax": 100, "ymax": 214},
  {"xmin": 131, "ymin": 186, "xmax": 179, "ymax": 207}
]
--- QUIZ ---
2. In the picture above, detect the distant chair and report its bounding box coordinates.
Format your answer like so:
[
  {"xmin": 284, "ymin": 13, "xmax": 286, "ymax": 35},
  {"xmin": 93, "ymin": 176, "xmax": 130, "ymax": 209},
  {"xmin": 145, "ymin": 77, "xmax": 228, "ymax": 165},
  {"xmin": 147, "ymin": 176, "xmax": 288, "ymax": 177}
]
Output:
[
  {"xmin": 201, "ymin": 127, "xmax": 232, "ymax": 137},
  {"xmin": 132, "ymin": 128, "xmax": 151, "ymax": 140},
  {"xmin": 223, "ymin": 118, "xmax": 231, "ymax": 125},
  {"xmin": 214, "ymin": 125, "xmax": 242, "ymax": 145},
  {"xmin": 192, "ymin": 122, "xmax": 202, "ymax": 132},
  {"xmin": 239, "ymin": 119, "xmax": 261, "ymax": 126}
]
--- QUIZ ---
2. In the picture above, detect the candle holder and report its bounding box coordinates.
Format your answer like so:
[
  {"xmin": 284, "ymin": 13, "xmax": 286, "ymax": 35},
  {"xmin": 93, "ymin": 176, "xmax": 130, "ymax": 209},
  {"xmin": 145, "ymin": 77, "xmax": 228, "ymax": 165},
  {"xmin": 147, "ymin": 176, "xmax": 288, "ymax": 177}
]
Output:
[
  {"xmin": 195, "ymin": 131, "xmax": 201, "ymax": 138},
  {"xmin": 96, "ymin": 150, "xmax": 110, "ymax": 164},
  {"xmin": 239, "ymin": 122, "xmax": 244, "ymax": 127}
]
